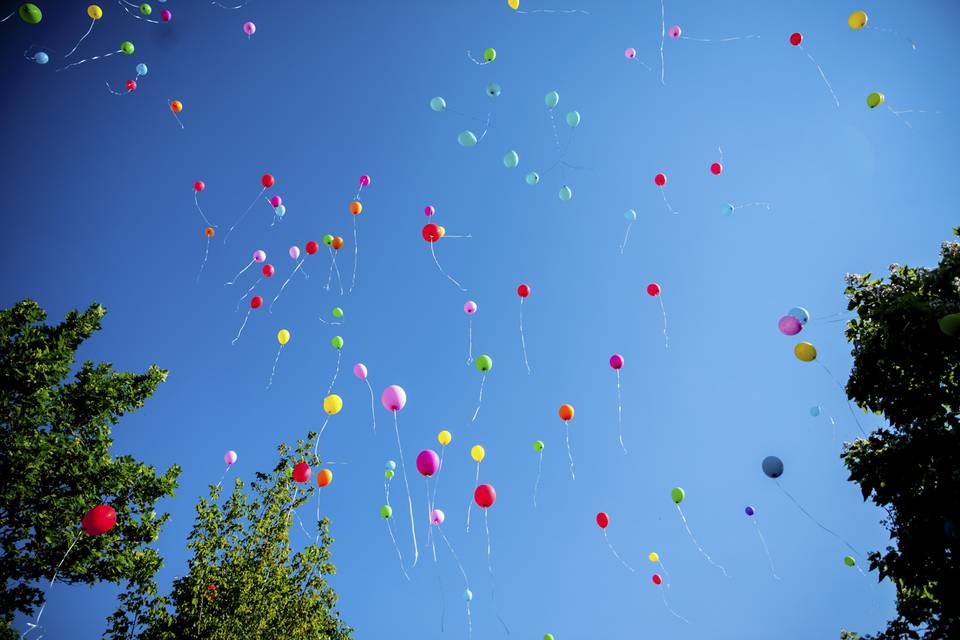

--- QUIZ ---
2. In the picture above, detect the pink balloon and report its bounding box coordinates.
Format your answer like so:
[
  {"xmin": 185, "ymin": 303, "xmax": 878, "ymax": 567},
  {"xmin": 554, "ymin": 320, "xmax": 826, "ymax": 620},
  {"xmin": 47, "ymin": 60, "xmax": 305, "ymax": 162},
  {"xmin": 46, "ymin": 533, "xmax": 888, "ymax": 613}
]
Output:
[
  {"xmin": 288, "ymin": 246, "xmax": 300, "ymax": 260},
  {"xmin": 416, "ymin": 449, "xmax": 440, "ymax": 477},
  {"xmin": 464, "ymin": 300, "xmax": 478, "ymax": 315},
  {"xmin": 353, "ymin": 363, "xmax": 368, "ymax": 380},
  {"xmin": 424, "ymin": 205, "xmax": 435, "ymax": 217},
  {"xmin": 778, "ymin": 315, "xmax": 802, "ymax": 336},
  {"xmin": 253, "ymin": 250, "xmax": 266, "ymax": 263},
  {"xmin": 160, "ymin": 9, "xmax": 171, "ymax": 22},
  {"xmin": 243, "ymin": 21, "xmax": 256, "ymax": 36},
  {"xmin": 430, "ymin": 509, "xmax": 445, "ymax": 525},
  {"xmin": 624, "ymin": 47, "xmax": 637, "ymax": 59},
  {"xmin": 359, "ymin": 175, "xmax": 371, "ymax": 187},
  {"xmin": 669, "ymin": 25, "xmax": 682, "ymax": 39},
  {"xmin": 270, "ymin": 196, "xmax": 282, "ymax": 208},
  {"xmin": 609, "ymin": 354, "xmax": 624, "ymax": 370},
  {"xmin": 381, "ymin": 385, "xmax": 406, "ymax": 411},
  {"xmin": 224, "ymin": 450, "xmax": 237, "ymax": 465}
]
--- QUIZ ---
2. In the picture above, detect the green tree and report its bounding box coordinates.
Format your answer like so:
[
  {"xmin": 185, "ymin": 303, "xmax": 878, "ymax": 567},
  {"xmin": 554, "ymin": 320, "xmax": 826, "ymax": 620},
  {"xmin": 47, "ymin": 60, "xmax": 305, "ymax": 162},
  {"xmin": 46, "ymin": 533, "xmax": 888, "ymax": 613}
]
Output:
[
  {"xmin": 109, "ymin": 437, "xmax": 352, "ymax": 640},
  {"xmin": 0, "ymin": 300, "xmax": 180, "ymax": 638},
  {"xmin": 842, "ymin": 228, "xmax": 959, "ymax": 639}
]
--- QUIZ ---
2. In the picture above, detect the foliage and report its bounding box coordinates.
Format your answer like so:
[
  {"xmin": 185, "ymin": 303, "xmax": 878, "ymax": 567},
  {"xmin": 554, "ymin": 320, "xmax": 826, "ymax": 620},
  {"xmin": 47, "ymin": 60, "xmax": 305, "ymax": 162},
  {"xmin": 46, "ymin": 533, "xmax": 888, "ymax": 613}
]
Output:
[
  {"xmin": 842, "ymin": 228, "xmax": 959, "ymax": 639},
  {"xmin": 0, "ymin": 300, "xmax": 180, "ymax": 638},
  {"xmin": 109, "ymin": 437, "xmax": 352, "ymax": 640}
]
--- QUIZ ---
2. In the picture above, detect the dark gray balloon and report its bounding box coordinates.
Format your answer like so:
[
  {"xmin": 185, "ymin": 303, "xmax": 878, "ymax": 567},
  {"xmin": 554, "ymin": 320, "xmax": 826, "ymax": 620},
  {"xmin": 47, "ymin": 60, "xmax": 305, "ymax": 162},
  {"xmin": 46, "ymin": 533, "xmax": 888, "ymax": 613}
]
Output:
[{"xmin": 762, "ymin": 456, "xmax": 784, "ymax": 479}]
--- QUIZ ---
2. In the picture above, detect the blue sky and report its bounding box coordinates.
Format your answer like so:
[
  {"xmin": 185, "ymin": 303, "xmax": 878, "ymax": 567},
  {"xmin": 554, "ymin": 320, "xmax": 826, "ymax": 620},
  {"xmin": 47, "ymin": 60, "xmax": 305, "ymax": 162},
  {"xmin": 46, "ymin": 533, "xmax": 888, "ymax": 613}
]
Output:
[{"xmin": 2, "ymin": 0, "xmax": 958, "ymax": 637}]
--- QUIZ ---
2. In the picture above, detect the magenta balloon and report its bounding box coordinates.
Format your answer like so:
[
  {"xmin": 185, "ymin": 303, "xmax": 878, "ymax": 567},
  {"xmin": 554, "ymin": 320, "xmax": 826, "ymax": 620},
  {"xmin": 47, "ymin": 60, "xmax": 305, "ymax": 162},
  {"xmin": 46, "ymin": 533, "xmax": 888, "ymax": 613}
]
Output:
[
  {"xmin": 353, "ymin": 363, "xmax": 368, "ymax": 380},
  {"xmin": 270, "ymin": 195, "xmax": 282, "ymax": 208},
  {"xmin": 243, "ymin": 21, "xmax": 256, "ymax": 35},
  {"xmin": 359, "ymin": 175, "xmax": 371, "ymax": 187},
  {"xmin": 609, "ymin": 354, "xmax": 624, "ymax": 369},
  {"xmin": 464, "ymin": 300, "xmax": 478, "ymax": 315},
  {"xmin": 381, "ymin": 385, "xmax": 407, "ymax": 411},
  {"xmin": 430, "ymin": 508, "xmax": 445, "ymax": 525},
  {"xmin": 778, "ymin": 315, "xmax": 802, "ymax": 336},
  {"xmin": 224, "ymin": 450, "xmax": 237, "ymax": 465},
  {"xmin": 253, "ymin": 250, "xmax": 266, "ymax": 263},
  {"xmin": 416, "ymin": 449, "xmax": 440, "ymax": 476},
  {"xmin": 424, "ymin": 205, "xmax": 435, "ymax": 217}
]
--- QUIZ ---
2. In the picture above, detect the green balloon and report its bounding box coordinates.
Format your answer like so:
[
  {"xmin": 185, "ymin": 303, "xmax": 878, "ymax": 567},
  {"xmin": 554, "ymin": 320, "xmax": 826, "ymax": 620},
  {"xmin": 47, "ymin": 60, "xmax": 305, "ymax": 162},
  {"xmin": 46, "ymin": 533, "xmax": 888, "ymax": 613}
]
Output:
[
  {"xmin": 566, "ymin": 110, "xmax": 581, "ymax": 128},
  {"xmin": 331, "ymin": 336, "xmax": 344, "ymax": 350},
  {"xmin": 285, "ymin": 467, "xmax": 293, "ymax": 478},
  {"xmin": 380, "ymin": 505, "xmax": 393, "ymax": 519},
  {"xmin": 866, "ymin": 92, "xmax": 884, "ymax": 109},
  {"xmin": 533, "ymin": 440, "xmax": 544, "ymax": 452},
  {"xmin": 503, "ymin": 150, "xmax": 519, "ymax": 169},
  {"xmin": 484, "ymin": 47, "xmax": 496, "ymax": 62},
  {"xmin": 544, "ymin": 635, "xmax": 555, "ymax": 640},
  {"xmin": 671, "ymin": 487, "xmax": 685, "ymax": 504},
  {"xmin": 475, "ymin": 355, "xmax": 493, "ymax": 372},
  {"xmin": 558, "ymin": 185, "xmax": 573, "ymax": 201},
  {"xmin": 430, "ymin": 96, "xmax": 446, "ymax": 112},
  {"xmin": 458, "ymin": 131, "xmax": 478, "ymax": 147},
  {"xmin": 844, "ymin": 555, "xmax": 856, "ymax": 567},
  {"xmin": 545, "ymin": 90, "xmax": 560, "ymax": 109},
  {"xmin": 140, "ymin": 3, "xmax": 152, "ymax": 15},
  {"xmin": 525, "ymin": 172, "xmax": 540, "ymax": 185},
  {"xmin": 120, "ymin": 41, "xmax": 135, "ymax": 55},
  {"xmin": 323, "ymin": 234, "xmax": 334, "ymax": 246},
  {"xmin": 486, "ymin": 83, "xmax": 502, "ymax": 97},
  {"xmin": 385, "ymin": 469, "xmax": 394, "ymax": 480},
  {"xmin": 18, "ymin": 3, "xmax": 42, "ymax": 24},
  {"xmin": 938, "ymin": 313, "xmax": 960, "ymax": 337},
  {"xmin": 332, "ymin": 307, "xmax": 344, "ymax": 318}
]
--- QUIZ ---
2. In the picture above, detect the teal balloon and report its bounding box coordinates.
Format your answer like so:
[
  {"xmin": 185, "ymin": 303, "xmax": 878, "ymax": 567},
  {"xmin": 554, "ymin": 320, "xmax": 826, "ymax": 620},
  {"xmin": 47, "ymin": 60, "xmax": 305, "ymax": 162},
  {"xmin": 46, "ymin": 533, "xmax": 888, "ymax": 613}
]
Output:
[
  {"xmin": 566, "ymin": 111, "xmax": 581, "ymax": 127},
  {"xmin": 475, "ymin": 355, "xmax": 493, "ymax": 372},
  {"xmin": 486, "ymin": 83, "xmax": 502, "ymax": 97},
  {"xmin": 458, "ymin": 131, "xmax": 478, "ymax": 147},
  {"xmin": 545, "ymin": 91, "xmax": 560, "ymax": 109},
  {"xmin": 136, "ymin": 63, "xmax": 148, "ymax": 76},
  {"xmin": 624, "ymin": 209, "xmax": 637, "ymax": 221},
  {"xmin": 463, "ymin": 589, "xmax": 473, "ymax": 602},
  {"xmin": 503, "ymin": 150, "xmax": 519, "ymax": 169},
  {"xmin": 721, "ymin": 203, "xmax": 735, "ymax": 217},
  {"xmin": 810, "ymin": 406, "xmax": 822, "ymax": 417},
  {"xmin": 558, "ymin": 185, "xmax": 572, "ymax": 201},
  {"xmin": 525, "ymin": 172, "xmax": 540, "ymax": 185},
  {"xmin": 430, "ymin": 96, "xmax": 447, "ymax": 112},
  {"xmin": 18, "ymin": 3, "xmax": 42, "ymax": 24},
  {"xmin": 788, "ymin": 307, "xmax": 810, "ymax": 325},
  {"xmin": 33, "ymin": 51, "xmax": 49, "ymax": 64}
]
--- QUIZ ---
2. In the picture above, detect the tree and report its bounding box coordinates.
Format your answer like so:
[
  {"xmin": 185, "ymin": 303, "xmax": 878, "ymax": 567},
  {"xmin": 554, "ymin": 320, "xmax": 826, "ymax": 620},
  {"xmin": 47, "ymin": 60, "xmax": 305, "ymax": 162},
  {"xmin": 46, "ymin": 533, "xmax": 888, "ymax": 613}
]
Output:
[
  {"xmin": 0, "ymin": 300, "xmax": 180, "ymax": 638},
  {"xmin": 108, "ymin": 437, "xmax": 352, "ymax": 640},
  {"xmin": 842, "ymin": 228, "xmax": 959, "ymax": 639}
]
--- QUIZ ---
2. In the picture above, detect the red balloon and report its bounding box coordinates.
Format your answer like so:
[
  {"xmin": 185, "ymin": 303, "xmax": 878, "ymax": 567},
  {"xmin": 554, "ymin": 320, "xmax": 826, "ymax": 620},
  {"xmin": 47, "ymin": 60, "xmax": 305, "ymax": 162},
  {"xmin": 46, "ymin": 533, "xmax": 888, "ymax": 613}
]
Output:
[
  {"xmin": 652, "ymin": 574, "xmax": 662, "ymax": 585},
  {"xmin": 474, "ymin": 484, "xmax": 496, "ymax": 508},
  {"xmin": 654, "ymin": 173, "xmax": 667, "ymax": 187},
  {"xmin": 261, "ymin": 174, "xmax": 275, "ymax": 188},
  {"xmin": 789, "ymin": 32, "xmax": 803, "ymax": 46},
  {"xmin": 305, "ymin": 241, "xmax": 320, "ymax": 255},
  {"xmin": 710, "ymin": 162, "xmax": 723, "ymax": 175},
  {"xmin": 125, "ymin": 80, "xmax": 137, "ymax": 92},
  {"xmin": 646, "ymin": 283, "xmax": 661, "ymax": 297},
  {"xmin": 193, "ymin": 181, "xmax": 205, "ymax": 192},
  {"xmin": 596, "ymin": 512, "xmax": 609, "ymax": 529},
  {"xmin": 250, "ymin": 295, "xmax": 263, "ymax": 309},
  {"xmin": 292, "ymin": 462, "xmax": 311, "ymax": 483},
  {"xmin": 261, "ymin": 263, "xmax": 275, "ymax": 277},
  {"xmin": 517, "ymin": 283, "xmax": 530, "ymax": 298},
  {"xmin": 81, "ymin": 504, "xmax": 117, "ymax": 536},
  {"xmin": 422, "ymin": 223, "xmax": 441, "ymax": 243}
]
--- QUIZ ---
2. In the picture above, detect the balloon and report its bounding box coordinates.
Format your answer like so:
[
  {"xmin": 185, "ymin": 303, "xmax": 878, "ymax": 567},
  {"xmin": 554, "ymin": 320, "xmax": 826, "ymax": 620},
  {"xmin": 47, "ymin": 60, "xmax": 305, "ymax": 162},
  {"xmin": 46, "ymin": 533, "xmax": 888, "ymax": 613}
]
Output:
[
  {"xmin": 386, "ymin": 460, "xmax": 397, "ymax": 471},
  {"xmin": 471, "ymin": 445, "xmax": 486, "ymax": 463},
  {"xmin": 384, "ymin": 469, "xmax": 394, "ymax": 480},
  {"xmin": 508, "ymin": 0, "xmax": 520, "ymax": 8},
  {"xmin": 205, "ymin": 227, "xmax": 215, "ymax": 238},
  {"xmin": 331, "ymin": 336, "xmax": 344, "ymax": 350},
  {"xmin": 503, "ymin": 150, "xmax": 519, "ymax": 169},
  {"xmin": 545, "ymin": 91, "xmax": 560, "ymax": 109},
  {"xmin": 421, "ymin": 223, "xmax": 441, "ymax": 243},
  {"xmin": 381, "ymin": 385, "xmax": 407, "ymax": 411},
  {"xmin": 125, "ymin": 80, "xmax": 137, "ymax": 91},
  {"xmin": 939, "ymin": 313, "xmax": 960, "ymax": 337},
  {"xmin": 289, "ymin": 246, "xmax": 300, "ymax": 260},
  {"xmin": 350, "ymin": 201, "xmax": 362, "ymax": 215},
  {"xmin": 844, "ymin": 555, "xmax": 856, "ymax": 567},
  {"xmin": 463, "ymin": 589, "xmax": 473, "ymax": 602},
  {"xmin": 277, "ymin": 329, "xmax": 290, "ymax": 345},
  {"xmin": 305, "ymin": 241, "xmax": 319, "ymax": 255},
  {"xmin": 533, "ymin": 440, "xmax": 544, "ymax": 452},
  {"xmin": 81, "ymin": 504, "xmax": 116, "ymax": 536},
  {"xmin": 323, "ymin": 234, "xmax": 334, "ymax": 247},
  {"xmin": 253, "ymin": 250, "xmax": 267, "ymax": 263},
  {"xmin": 646, "ymin": 283, "xmax": 661, "ymax": 296},
  {"xmin": 721, "ymin": 203, "xmax": 735, "ymax": 217},
  {"xmin": 292, "ymin": 462, "xmax": 311, "ymax": 483},
  {"xmin": 566, "ymin": 111, "xmax": 581, "ymax": 128},
  {"xmin": 609, "ymin": 354, "xmax": 624, "ymax": 369},
  {"xmin": 261, "ymin": 174, "xmax": 275, "ymax": 188},
  {"xmin": 430, "ymin": 509, "xmax": 445, "ymax": 525},
  {"xmin": 787, "ymin": 307, "xmax": 810, "ymax": 325},
  {"xmin": 243, "ymin": 21, "xmax": 256, "ymax": 35},
  {"xmin": 558, "ymin": 185, "xmax": 573, "ymax": 201},
  {"xmin": 438, "ymin": 430, "xmax": 452, "ymax": 446},
  {"xmin": 332, "ymin": 236, "xmax": 344, "ymax": 251},
  {"xmin": 669, "ymin": 25, "xmax": 681, "ymax": 38},
  {"xmin": 380, "ymin": 505, "xmax": 393, "ymax": 519},
  {"xmin": 794, "ymin": 342, "xmax": 817, "ymax": 362},
  {"xmin": 193, "ymin": 181, "xmax": 206, "ymax": 194},
  {"xmin": 416, "ymin": 450, "xmax": 441, "ymax": 477},
  {"xmin": 484, "ymin": 47, "xmax": 497, "ymax": 61},
  {"xmin": 625, "ymin": 47, "xmax": 637, "ymax": 59},
  {"xmin": 88, "ymin": 5, "xmax": 103, "ymax": 20},
  {"xmin": 332, "ymin": 307, "xmax": 344, "ymax": 318},
  {"xmin": 778, "ymin": 315, "xmax": 802, "ymax": 336},
  {"xmin": 317, "ymin": 469, "xmax": 333, "ymax": 487},
  {"xmin": 424, "ymin": 205, "xmax": 436, "ymax": 217},
  {"xmin": 789, "ymin": 32, "xmax": 803, "ymax": 46},
  {"xmin": 353, "ymin": 363, "xmax": 368, "ymax": 380},
  {"xmin": 624, "ymin": 209, "xmax": 637, "ymax": 221},
  {"xmin": 517, "ymin": 283, "xmax": 531, "ymax": 298},
  {"xmin": 139, "ymin": 4, "xmax": 152, "ymax": 16},
  {"xmin": 250, "ymin": 295, "xmax": 263, "ymax": 309},
  {"xmin": 160, "ymin": 9, "xmax": 171, "ymax": 21},
  {"xmin": 596, "ymin": 512, "xmax": 609, "ymax": 529},
  {"xmin": 474, "ymin": 484, "xmax": 496, "ymax": 508},
  {"xmin": 762, "ymin": 455, "xmax": 784, "ymax": 479},
  {"xmin": 867, "ymin": 92, "xmax": 885, "ymax": 108},
  {"xmin": 848, "ymin": 11, "xmax": 867, "ymax": 30},
  {"xmin": 18, "ymin": 3, "xmax": 42, "ymax": 24},
  {"xmin": 33, "ymin": 52, "xmax": 49, "ymax": 64},
  {"xmin": 458, "ymin": 131, "xmax": 478, "ymax": 147},
  {"xmin": 648, "ymin": 552, "xmax": 659, "ymax": 563},
  {"xmin": 121, "ymin": 41, "xmax": 135, "ymax": 55},
  {"xmin": 464, "ymin": 300, "xmax": 478, "ymax": 315},
  {"xmin": 169, "ymin": 100, "xmax": 183, "ymax": 113},
  {"xmin": 745, "ymin": 506, "xmax": 755, "ymax": 516},
  {"xmin": 810, "ymin": 405, "xmax": 822, "ymax": 417},
  {"xmin": 475, "ymin": 355, "xmax": 493, "ymax": 372},
  {"xmin": 652, "ymin": 574, "xmax": 663, "ymax": 585},
  {"xmin": 487, "ymin": 83, "xmax": 502, "ymax": 97},
  {"xmin": 285, "ymin": 467, "xmax": 293, "ymax": 478},
  {"xmin": 671, "ymin": 487, "xmax": 685, "ymax": 504},
  {"xmin": 710, "ymin": 162, "xmax": 723, "ymax": 175},
  {"xmin": 654, "ymin": 173, "xmax": 667, "ymax": 186},
  {"xmin": 544, "ymin": 636, "xmax": 555, "ymax": 640},
  {"xmin": 224, "ymin": 450, "xmax": 238, "ymax": 465},
  {"xmin": 269, "ymin": 196, "xmax": 282, "ymax": 208},
  {"xmin": 525, "ymin": 172, "xmax": 540, "ymax": 185},
  {"xmin": 430, "ymin": 96, "xmax": 447, "ymax": 112},
  {"xmin": 323, "ymin": 394, "xmax": 343, "ymax": 415},
  {"xmin": 558, "ymin": 404, "xmax": 574, "ymax": 421}
]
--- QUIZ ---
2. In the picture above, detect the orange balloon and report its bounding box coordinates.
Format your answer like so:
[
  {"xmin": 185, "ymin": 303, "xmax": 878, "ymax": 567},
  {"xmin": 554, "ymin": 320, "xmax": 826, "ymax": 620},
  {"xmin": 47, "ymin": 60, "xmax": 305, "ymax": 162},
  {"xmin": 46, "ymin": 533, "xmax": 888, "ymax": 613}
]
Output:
[
  {"xmin": 316, "ymin": 469, "xmax": 333, "ymax": 487},
  {"xmin": 170, "ymin": 100, "xmax": 183, "ymax": 113},
  {"xmin": 349, "ymin": 201, "xmax": 362, "ymax": 215},
  {"xmin": 332, "ymin": 236, "xmax": 344, "ymax": 250},
  {"xmin": 204, "ymin": 227, "xmax": 215, "ymax": 237},
  {"xmin": 558, "ymin": 404, "xmax": 574, "ymax": 421}
]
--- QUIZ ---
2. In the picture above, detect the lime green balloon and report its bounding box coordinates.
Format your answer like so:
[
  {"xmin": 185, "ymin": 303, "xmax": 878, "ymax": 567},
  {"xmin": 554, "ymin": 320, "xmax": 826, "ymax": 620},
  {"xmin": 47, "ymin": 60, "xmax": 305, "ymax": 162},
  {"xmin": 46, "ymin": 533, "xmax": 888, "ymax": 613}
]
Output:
[
  {"xmin": 939, "ymin": 313, "xmax": 960, "ymax": 337},
  {"xmin": 120, "ymin": 41, "xmax": 135, "ymax": 55},
  {"xmin": 331, "ymin": 335, "xmax": 344, "ymax": 350},
  {"xmin": 332, "ymin": 307, "xmax": 344, "ymax": 318},
  {"xmin": 486, "ymin": 83, "xmax": 502, "ymax": 97},
  {"xmin": 671, "ymin": 487, "xmax": 685, "ymax": 504},
  {"xmin": 385, "ymin": 469, "xmax": 395, "ymax": 480},
  {"xmin": 867, "ymin": 92, "xmax": 885, "ymax": 108},
  {"xmin": 18, "ymin": 3, "xmax": 42, "ymax": 24},
  {"xmin": 525, "ymin": 172, "xmax": 540, "ymax": 185},
  {"xmin": 533, "ymin": 440, "xmax": 544, "ymax": 452},
  {"xmin": 458, "ymin": 131, "xmax": 478, "ymax": 147},
  {"xmin": 545, "ymin": 91, "xmax": 560, "ymax": 109},
  {"xmin": 503, "ymin": 150, "xmax": 519, "ymax": 169},
  {"xmin": 475, "ymin": 354, "xmax": 493, "ymax": 372},
  {"xmin": 139, "ymin": 3, "xmax": 152, "ymax": 15},
  {"xmin": 323, "ymin": 234, "xmax": 334, "ymax": 246},
  {"xmin": 380, "ymin": 505, "xmax": 393, "ymax": 519},
  {"xmin": 484, "ymin": 47, "xmax": 496, "ymax": 62},
  {"xmin": 285, "ymin": 467, "xmax": 293, "ymax": 478},
  {"xmin": 558, "ymin": 185, "xmax": 573, "ymax": 201},
  {"xmin": 844, "ymin": 555, "xmax": 856, "ymax": 567},
  {"xmin": 544, "ymin": 635, "xmax": 555, "ymax": 640},
  {"xmin": 566, "ymin": 111, "xmax": 581, "ymax": 127},
  {"xmin": 430, "ymin": 96, "xmax": 447, "ymax": 112}
]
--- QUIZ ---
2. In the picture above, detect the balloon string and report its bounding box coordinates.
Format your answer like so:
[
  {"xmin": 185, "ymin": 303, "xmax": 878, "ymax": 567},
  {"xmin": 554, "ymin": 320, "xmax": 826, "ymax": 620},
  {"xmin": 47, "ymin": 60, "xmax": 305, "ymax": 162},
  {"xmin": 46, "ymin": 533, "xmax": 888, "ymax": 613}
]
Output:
[
  {"xmin": 658, "ymin": 295, "xmax": 669, "ymax": 349},
  {"xmin": 118, "ymin": 2, "xmax": 160, "ymax": 23},
  {"xmin": 231, "ymin": 309, "xmax": 252, "ymax": 345},
  {"xmin": 564, "ymin": 423, "xmax": 576, "ymax": 480},
  {"xmin": 270, "ymin": 259, "xmax": 305, "ymax": 313},
  {"xmin": 57, "ymin": 48, "xmax": 119, "ymax": 72},
  {"xmin": 675, "ymin": 504, "xmax": 728, "ymax": 577},
  {"xmin": 236, "ymin": 277, "xmax": 262, "ymax": 310},
  {"xmin": 533, "ymin": 451, "xmax": 543, "ymax": 509},
  {"xmin": 483, "ymin": 511, "xmax": 510, "ymax": 635},
  {"xmin": 429, "ymin": 242, "xmax": 466, "ymax": 291},
  {"xmin": 393, "ymin": 411, "xmax": 419, "ymax": 567},
  {"xmin": 431, "ymin": 448, "xmax": 445, "ymax": 510},
  {"xmin": 477, "ymin": 112, "xmax": 492, "ymax": 144},
  {"xmin": 657, "ymin": 559, "xmax": 672, "ymax": 589},
  {"xmin": 732, "ymin": 202, "xmax": 772, "ymax": 212},
  {"xmin": 385, "ymin": 520, "xmax": 410, "ymax": 581},
  {"xmin": 105, "ymin": 81, "xmax": 128, "ymax": 96},
  {"xmin": 602, "ymin": 529, "xmax": 635, "ymax": 572},
  {"xmin": 680, "ymin": 33, "xmax": 759, "ymax": 42},
  {"xmin": 864, "ymin": 25, "xmax": 917, "ymax": 51},
  {"xmin": 1, "ymin": 10, "xmax": 16, "ymax": 22},
  {"xmin": 817, "ymin": 362, "xmax": 867, "ymax": 436},
  {"xmin": 331, "ymin": 252, "xmax": 345, "ymax": 295},
  {"xmin": 22, "ymin": 530, "xmax": 83, "ymax": 638},
  {"xmin": 326, "ymin": 351, "xmax": 342, "ymax": 395},
  {"xmin": 471, "ymin": 373, "xmax": 486, "ymax": 422},
  {"xmin": 425, "ymin": 479, "xmax": 437, "ymax": 562},
  {"xmin": 615, "ymin": 369, "xmax": 627, "ymax": 454},
  {"xmin": 223, "ymin": 187, "xmax": 266, "ymax": 244},
  {"xmin": 214, "ymin": 463, "xmax": 233, "ymax": 491},
  {"xmin": 619, "ymin": 220, "xmax": 633, "ymax": 254},
  {"xmin": 547, "ymin": 108, "xmax": 562, "ymax": 153},
  {"xmin": 658, "ymin": 586, "xmax": 692, "ymax": 624},
  {"xmin": 438, "ymin": 526, "xmax": 471, "ymax": 640},
  {"xmin": 775, "ymin": 480, "xmax": 861, "ymax": 557},
  {"xmin": 169, "ymin": 101, "xmax": 185, "ymax": 130},
  {"xmin": 266, "ymin": 344, "xmax": 283, "ymax": 389},
  {"xmin": 348, "ymin": 216, "xmax": 359, "ymax": 294},
  {"xmin": 519, "ymin": 299, "xmax": 531, "ymax": 375},
  {"xmin": 365, "ymin": 379, "xmax": 377, "ymax": 433},
  {"xmin": 210, "ymin": 0, "xmax": 253, "ymax": 8},
  {"xmin": 466, "ymin": 318, "xmax": 474, "ymax": 364},
  {"xmin": 313, "ymin": 417, "xmax": 330, "ymax": 461},
  {"xmin": 800, "ymin": 46, "xmax": 839, "ymax": 108},
  {"xmin": 63, "ymin": 19, "xmax": 95, "ymax": 58},
  {"xmin": 466, "ymin": 463, "xmax": 480, "ymax": 532},
  {"xmin": 324, "ymin": 249, "xmax": 335, "ymax": 291},
  {"xmin": 465, "ymin": 50, "xmax": 492, "ymax": 65},
  {"xmin": 225, "ymin": 259, "xmax": 254, "ymax": 286},
  {"xmin": 659, "ymin": 0, "xmax": 666, "ymax": 85},
  {"xmin": 516, "ymin": 8, "xmax": 590, "ymax": 14},
  {"xmin": 659, "ymin": 186, "xmax": 678, "ymax": 215},
  {"xmin": 193, "ymin": 190, "xmax": 216, "ymax": 228},
  {"xmin": 196, "ymin": 237, "xmax": 212, "ymax": 283},
  {"xmin": 752, "ymin": 518, "xmax": 780, "ymax": 580},
  {"xmin": 718, "ymin": 145, "xmax": 724, "ymax": 164}
]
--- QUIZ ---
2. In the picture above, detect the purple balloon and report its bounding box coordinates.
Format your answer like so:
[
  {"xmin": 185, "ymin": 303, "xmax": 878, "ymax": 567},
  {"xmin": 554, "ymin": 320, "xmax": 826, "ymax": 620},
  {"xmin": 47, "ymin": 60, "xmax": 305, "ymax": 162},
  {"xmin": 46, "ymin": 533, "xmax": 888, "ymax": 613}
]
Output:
[
  {"xmin": 353, "ymin": 363, "xmax": 368, "ymax": 380},
  {"xmin": 224, "ymin": 450, "xmax": 237, "ymax": 465},
  {"xmin": 416, "ymin": 449, "xmax": 440, "ymax": 477},
  {"xmin": 778, "ymin": 315, "xmax": 802, "ymax": 336},
  {"xmin": 609, "ymin": 353, "xmax": 624, "ymax": 369},
  {"xmin": 745, "ymin": 506, "xmax": 755, "ymax": 517},
  {"xmin": 381, "ymin": 384, "xmax": 407, "ymax": 411}
]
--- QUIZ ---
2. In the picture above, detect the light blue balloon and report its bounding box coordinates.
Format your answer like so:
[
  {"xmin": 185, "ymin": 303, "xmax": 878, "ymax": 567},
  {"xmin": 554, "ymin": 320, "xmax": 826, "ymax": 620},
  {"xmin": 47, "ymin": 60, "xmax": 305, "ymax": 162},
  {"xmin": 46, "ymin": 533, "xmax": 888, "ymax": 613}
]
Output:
[
  {"xmin": 276, "ymin": 204, "xmax": 286, "ymax": 217},
  {"xmin": 809, "ymin": 406, "xmax": 821, "ymax": 417},
  {"xmin": 788, "ymin": 307, "xmax": 810, "ymax": 325},
  {"xmin": 525, "ymin": 172, "xmax": 540, "ymax": 185},
  {"xmin": 463, "ymin": 589, "xmax": 473, "ymax": 602},
  {"xmin": 566, "ymin": 110, "xmax": 581, "ymax": 128},
  {"xmin": 430, "ymin": 96, "xmax": 446, "ymax": 112},
  {"xmin": 458, "ymin": 131, "xmax": 478, "ymax": 147},
  {"xmin": 624, "ymin": 209, "xmax": 637, "ymax": 221},
  {"xmin": 486, "ymin": 83, "xmax": 501, "ymax": 97},
  {"xmin": 503, "ymin": 150, "xmax": 519, "ymax": 169},
  {"xmin": 544, "ymin": 90, "xmax": 559, "ymax": 109},
  {"xmin": 136, "ymin": 63, "xmax": 148, "ymax": 76},
  {"xmin": 385, "ymin": 460, "xmax": 397, "ymax": 471},
  {"xmin": 721, "ymin": 203, "xmax": 735, "ymax": 217},
  {"xmin": 558, "ymin": 185, "xmax": 572, "ymax": 201},
  {"xmin": 33, "ymin": 52, "xmax": 49, "ymax": 65}
]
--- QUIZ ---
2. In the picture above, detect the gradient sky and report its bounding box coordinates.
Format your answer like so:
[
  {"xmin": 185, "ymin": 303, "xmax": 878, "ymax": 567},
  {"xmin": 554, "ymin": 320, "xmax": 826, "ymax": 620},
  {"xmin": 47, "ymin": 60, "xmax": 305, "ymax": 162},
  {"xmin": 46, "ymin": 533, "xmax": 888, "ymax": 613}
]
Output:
[{"xmin": 2, "ymin": 0, "xmax": 958, "ymax": 638}]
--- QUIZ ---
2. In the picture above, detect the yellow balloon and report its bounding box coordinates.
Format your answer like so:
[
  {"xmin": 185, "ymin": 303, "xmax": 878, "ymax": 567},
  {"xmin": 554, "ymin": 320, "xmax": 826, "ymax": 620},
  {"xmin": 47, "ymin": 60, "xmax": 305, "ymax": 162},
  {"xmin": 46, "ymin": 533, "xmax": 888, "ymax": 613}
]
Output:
[
  {"xmin": 470, "ymin": 445, "xmax": 485, "ymax": 462},
  {"xmin": 323, "ymin": 394, "xmax": 343, "ymax": 415},
  {"xmin": 277, "ymin": 329, "xmax": 290, "ymax": 345},
  {"xmin": 648, "ymin": 552, "xmax": 660, "ymax": 563},
  {"xmin": 437, "ymin": 225, "xmax": 446, "ymax": 238},
  {"xmin": 87, "ymin": 4, "xmax": 103, "ymax": 20},
  {"xmin": 507, "ymin": 0, "xmax": 519, "ymax": 9},
  {"xmin": 794, "ymin": 341, "xmax": 817, "ymax": 362},
  {"xmin": 438, "ymin": 430, "xmax": 452, "ymax": 446},
  {"xmin": 848, "ymin": 10, "xmax": 867, "ymax": 30}
]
